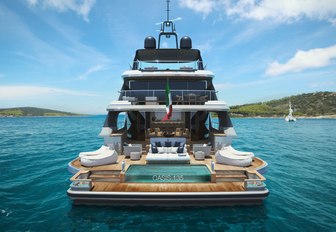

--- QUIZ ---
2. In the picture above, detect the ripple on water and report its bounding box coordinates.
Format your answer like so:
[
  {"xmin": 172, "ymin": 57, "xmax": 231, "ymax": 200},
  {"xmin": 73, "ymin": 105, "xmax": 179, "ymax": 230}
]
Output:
[{"xmin": 0, "ymin": 117, "xmax": 335, "ymax": 231}]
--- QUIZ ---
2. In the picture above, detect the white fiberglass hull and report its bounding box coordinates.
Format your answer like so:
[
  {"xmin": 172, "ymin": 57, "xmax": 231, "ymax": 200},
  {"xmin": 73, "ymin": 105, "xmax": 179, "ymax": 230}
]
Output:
[
  {"xmin": 285, "ymin": 116, "xmax": 296, "ymax": 122},
  {"xmin": 67, "ymin": 189, "xmax": 269, "ymax": 206}
]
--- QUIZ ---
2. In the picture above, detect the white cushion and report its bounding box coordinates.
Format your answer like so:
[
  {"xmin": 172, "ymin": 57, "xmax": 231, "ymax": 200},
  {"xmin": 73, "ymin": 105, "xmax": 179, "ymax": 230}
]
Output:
[{"xmin": 158, "ymin": 147, "xmax": 166, "ymax": 153}]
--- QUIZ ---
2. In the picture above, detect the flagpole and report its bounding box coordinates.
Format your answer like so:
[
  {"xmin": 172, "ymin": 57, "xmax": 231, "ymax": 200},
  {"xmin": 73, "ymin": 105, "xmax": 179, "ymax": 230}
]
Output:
[{"xmin": 162, "ymin": 78, "xmax": 172, "ymax": 121}]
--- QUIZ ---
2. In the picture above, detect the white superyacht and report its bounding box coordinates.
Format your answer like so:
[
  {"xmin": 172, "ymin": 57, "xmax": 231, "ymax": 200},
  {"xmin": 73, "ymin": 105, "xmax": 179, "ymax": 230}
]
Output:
[{"xmin": 67, "ymin": 2, "xmax": 268, "ymax": 205}]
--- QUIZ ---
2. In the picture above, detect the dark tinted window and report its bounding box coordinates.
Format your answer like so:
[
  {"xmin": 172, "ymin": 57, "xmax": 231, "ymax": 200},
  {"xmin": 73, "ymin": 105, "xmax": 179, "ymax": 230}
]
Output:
[{"xmin": 129, "ymin": 79, "xmax": 206, "ymax": 90}]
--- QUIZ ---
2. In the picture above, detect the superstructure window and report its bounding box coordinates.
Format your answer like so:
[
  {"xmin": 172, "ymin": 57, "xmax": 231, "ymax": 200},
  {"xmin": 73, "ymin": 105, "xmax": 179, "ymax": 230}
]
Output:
[
  {"xmin": 139, "ymin": 61, "xmax": 197, "ymax": 71},
  {"xmin": 117, "ymin": 112, "xmax": 126, "ymax": 130},
  {"xmin": 129, "ymin": 80, "xmax": 206, "ymax": 90},
  {"xmin": 210, "ymin": 112, "xmax": 219, "ymax": 130}
]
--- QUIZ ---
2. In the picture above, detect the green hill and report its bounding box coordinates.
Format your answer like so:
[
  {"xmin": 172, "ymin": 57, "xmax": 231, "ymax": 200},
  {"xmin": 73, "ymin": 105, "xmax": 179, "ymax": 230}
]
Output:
[
  {"xmin": 230, "ymin": 91, "xmax": 336, "ymax": 117},
  {"xmin": 0, "ymin": 107, "xmax": 82, "ymax": 117}
]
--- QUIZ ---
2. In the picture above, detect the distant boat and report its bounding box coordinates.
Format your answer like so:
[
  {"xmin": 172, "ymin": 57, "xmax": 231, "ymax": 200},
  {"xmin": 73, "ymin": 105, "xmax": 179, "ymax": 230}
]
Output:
[{"xmin": 285, "ymin": 99, "xmax": 296, "ymax": 122}]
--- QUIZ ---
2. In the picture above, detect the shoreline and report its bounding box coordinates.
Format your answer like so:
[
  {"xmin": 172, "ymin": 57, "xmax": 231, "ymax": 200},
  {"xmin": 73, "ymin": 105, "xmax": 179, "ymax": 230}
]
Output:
[
  {"xmin": 0, "ymin": 115, "xmax": 88, "ymax": 118},
  {"xmin": 1, "ymin": 115, "xmax": 335, "ymax": 119},
  {"xmin": 231, "ymin": 115, "xmax": 336, "ymax": 119}
]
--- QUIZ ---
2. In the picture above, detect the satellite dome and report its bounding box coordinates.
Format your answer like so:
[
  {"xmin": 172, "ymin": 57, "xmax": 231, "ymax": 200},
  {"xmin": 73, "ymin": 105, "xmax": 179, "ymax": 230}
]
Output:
[
  {"xmin": 180, "ymin": 36, "xmax": 192, "ymax": 49},
  {"xmin": 144, "ymin": 36, "xmax": 156, "ymax": 49}
]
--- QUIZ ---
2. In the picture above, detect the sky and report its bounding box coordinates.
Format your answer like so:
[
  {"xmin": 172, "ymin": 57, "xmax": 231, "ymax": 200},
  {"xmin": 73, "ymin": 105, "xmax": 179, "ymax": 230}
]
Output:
[{"xmin": 0, "ymin": 0, "xmax": 336, "ymax": 114}]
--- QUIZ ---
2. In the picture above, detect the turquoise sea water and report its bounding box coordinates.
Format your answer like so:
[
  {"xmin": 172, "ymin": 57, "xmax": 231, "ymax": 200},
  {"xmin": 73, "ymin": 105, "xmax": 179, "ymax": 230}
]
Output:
[{"xmin": 1, "ymin": 116, "xmax": 335, "ymax": 231}]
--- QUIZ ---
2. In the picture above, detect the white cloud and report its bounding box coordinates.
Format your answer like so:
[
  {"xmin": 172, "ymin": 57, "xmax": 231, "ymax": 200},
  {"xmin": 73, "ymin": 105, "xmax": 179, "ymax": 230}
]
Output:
[
  {"xmin": 328, "ymin": 18, "xmax": 336, "ymax": 25},
  {"xmin": 1, "ymin": 3, "xmax": 112, "ymax": 74},
  {"xmin": 225, "ymin": 0, "xmax": 336, "ymax": 23},
  {"xmin": 179, "ymin": 0, "xmax": 336, "ymax": 24},
  {"xmin": 78, "ymin": 64, "xmax": 106, "ymax": 80},
  {"xmin": 179, "ymin": 0, "xmax": 216, "ymax": 17},
  {"xmin": 161, "ymin": 42, "xmax": 169, "ymax": 48},
  {"xmin": 0, "ymin": 85, "xmax": 98, "ymax": 100},
  {"xmin": 225, "ymin": 0, "xmax": 336, "ymax": 22},
  {"xmin": 266, "ymin": 45, "xmax": 336, "ymax": 76},
  {"xmin": 26, "ymin": 0, "xmax": 96, "ymax": 22},
  {"xmin": 27, "ymin": 0, "xmax": 38, "ymax": 6},
  {"xmin": 214, "ymin": 82, "xmax": 235, "ymax": 90},
  {"xmin": 309, "ymin": 81, "xmax": 336, "ymax": 88},
  {"xmin": 195, "ymin": 41, "xmax": 213, "ymax": 52}
]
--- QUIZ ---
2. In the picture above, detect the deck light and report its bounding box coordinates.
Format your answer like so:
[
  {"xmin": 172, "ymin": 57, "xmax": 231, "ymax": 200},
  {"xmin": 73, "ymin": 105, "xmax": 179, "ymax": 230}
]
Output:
[{"xmin": 122, "ymin": 160, "xmax": 125, "ymax": 172}]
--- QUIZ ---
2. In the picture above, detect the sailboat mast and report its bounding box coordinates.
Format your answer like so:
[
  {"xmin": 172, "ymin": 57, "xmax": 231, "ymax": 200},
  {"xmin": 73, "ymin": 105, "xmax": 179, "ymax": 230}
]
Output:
[{"xmin": 288, "ymin": 98, "xmax": 293, "ymax": 116}]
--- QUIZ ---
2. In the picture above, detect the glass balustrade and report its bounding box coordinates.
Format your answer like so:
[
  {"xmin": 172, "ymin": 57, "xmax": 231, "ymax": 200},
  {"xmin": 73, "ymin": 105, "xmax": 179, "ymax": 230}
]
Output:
[{"xmin": 119, "ymin": 89, "xmax": 217, "ymax": 105}]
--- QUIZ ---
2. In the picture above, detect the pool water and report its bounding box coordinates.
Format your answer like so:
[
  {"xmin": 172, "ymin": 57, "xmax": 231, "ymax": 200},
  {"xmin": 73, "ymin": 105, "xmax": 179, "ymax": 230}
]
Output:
[{"xmin": 125, "ymin": 164, "xmax": 211, "ymax": 183}]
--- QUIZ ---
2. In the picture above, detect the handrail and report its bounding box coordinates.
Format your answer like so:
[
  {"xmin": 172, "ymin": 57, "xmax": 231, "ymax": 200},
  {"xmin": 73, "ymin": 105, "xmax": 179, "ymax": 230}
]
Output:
[
  {"xmin": 133, "ymin": 60, "xmax": 204, "ymax": 71},
  {"xmin": 119, "ymin": 89, "xmax": 217, "ymax": 93},
  {"xmin": 244, "ymin": 170, "xmax": 266, "ymax": 190},
  {"xmin": 119, "ymin": 89, "xmax": 217, "ymax": 103},
  {"xmin": 246, "ymin": 170, "xmax": 266, "ymax": 181},
  {"xmin": 70, "ymin": 170, "xmax": 90, "ymax": 181}
]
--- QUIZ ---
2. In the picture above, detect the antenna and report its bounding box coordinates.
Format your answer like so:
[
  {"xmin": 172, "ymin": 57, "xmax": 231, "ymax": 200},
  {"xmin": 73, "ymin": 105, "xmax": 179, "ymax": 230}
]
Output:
[
  {"xmin": 166, "ymin": 0, "xmax": 170, "ymax": 21},
  {"xmin": 157, "ymin": 0, "xmax": 178, "ymax": 48}
]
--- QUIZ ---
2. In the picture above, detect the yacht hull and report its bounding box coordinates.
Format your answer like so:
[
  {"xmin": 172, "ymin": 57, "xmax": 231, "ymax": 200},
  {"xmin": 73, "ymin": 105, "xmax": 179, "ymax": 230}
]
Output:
[{"xmin": 67, "ymin": 189, "xmax": 269, "ymax": 206}]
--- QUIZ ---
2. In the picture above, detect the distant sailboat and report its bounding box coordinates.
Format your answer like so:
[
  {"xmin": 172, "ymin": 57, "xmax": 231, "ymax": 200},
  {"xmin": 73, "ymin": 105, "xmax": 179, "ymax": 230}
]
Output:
[{"xmin": 285, "ymin": 99, "xmax": 296, "ymax": 122}]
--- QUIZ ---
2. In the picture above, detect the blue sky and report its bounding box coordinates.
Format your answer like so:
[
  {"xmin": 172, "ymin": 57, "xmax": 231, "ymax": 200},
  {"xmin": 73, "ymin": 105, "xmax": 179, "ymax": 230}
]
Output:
[{"xmin": 0, "ymin": 0, "xmax": 335, "ymax": 114}]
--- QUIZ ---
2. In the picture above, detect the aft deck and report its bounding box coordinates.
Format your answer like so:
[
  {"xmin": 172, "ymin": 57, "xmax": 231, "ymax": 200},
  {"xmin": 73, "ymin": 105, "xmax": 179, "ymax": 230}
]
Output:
[
  {"xmin": 70, "ymin": 153, "xmax": 265, "ymax": 173},
  {"xmin": 69, "ymin": 151, "xmax": 266, "ymax": 193}
]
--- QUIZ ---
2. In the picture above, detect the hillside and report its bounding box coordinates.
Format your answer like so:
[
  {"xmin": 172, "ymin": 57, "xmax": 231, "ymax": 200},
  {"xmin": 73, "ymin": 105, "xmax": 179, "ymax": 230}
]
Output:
[
  {"xmin": 0, "ymin": 107, "xmax": 82, "ymax": 117},
  {"xmin": 230, "ymin": 92, "xmax": 336, "ymax": 117}
]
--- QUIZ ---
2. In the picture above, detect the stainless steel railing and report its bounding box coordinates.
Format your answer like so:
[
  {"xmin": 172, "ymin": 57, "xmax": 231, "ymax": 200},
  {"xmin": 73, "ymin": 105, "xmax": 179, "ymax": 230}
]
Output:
[{"xmin": 118, "ymin": 89, "xmax": 217, "ymax": 104}]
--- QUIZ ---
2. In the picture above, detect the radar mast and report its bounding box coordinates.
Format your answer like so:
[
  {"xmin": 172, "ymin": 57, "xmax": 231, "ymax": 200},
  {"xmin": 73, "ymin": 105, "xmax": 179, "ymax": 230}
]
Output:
[{"xmin": 158, "ymin": 0, "xmax": 178, "ymax": 48}]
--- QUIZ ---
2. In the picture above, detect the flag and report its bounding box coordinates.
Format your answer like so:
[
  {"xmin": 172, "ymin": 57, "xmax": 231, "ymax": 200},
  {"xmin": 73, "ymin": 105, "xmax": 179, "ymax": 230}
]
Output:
[{"xmin": 162, "ymin": 80, "xmax": 172, "ymax": 121}]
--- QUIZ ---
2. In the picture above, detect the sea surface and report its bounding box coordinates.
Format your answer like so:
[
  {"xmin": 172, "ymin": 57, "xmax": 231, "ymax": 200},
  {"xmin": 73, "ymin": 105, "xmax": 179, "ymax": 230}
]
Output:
[{"xmin": 0, "ymin": 116, "xmax": 335, "ymax": 231}]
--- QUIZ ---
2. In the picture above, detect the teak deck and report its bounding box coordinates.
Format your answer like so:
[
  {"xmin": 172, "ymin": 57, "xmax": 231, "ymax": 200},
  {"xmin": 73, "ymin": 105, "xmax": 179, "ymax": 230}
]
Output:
[
  {"xmin": 91, "ymin": 182, "xmax": 245, "ymax": 192},
  {"xmin": 70, "ymin": 152, "xmax": 266, "ymax": 193},
  {"xmin": 71, "ymin": 153, "xmax": 265, "ymax": 172}
]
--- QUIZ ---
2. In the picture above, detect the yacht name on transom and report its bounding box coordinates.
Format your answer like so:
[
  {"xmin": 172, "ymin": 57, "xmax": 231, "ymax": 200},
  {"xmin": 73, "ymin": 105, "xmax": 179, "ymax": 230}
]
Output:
[{"xmin": 152, "ymin": 174, "xmax": 184, "ymax": 181}]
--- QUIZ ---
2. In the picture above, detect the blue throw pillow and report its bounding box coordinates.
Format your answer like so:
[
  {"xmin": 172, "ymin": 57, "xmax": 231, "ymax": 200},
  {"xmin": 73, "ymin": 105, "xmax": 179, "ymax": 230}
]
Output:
[
  {"xmin": 174, "ymin": 141, "xmax": 181, "ymax": 147},
  {"xmin": 177, "ymin": 146, "xmax": 184, "ymax": 153},
  {"xmin": 152, "ymin": 146, "xmax": 158, "ymax": 153},
  {"xmin": 155, "ymin": 141, "xmax": 162, "ymax": 147},
  {"xmin": 165, "ymin": 141, "xmax": 172, "ymax": 147}
]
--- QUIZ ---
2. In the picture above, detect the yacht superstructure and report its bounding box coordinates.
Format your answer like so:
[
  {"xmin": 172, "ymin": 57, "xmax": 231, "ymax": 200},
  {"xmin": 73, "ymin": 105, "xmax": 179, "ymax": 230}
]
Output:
[{"xmin": 67, "ymin": 2, "xmax": 268, "ymax": 205}]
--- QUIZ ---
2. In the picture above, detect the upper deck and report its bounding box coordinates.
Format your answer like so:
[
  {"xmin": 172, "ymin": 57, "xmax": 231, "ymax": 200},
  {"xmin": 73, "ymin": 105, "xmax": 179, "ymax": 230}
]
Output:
[
  {"xmin": 132, "ymin": 48, "xmax": 204, "ymax": 71},
  {"xmin": 122, "ymin": 69, "xmax": 214, "ymax": 79}
]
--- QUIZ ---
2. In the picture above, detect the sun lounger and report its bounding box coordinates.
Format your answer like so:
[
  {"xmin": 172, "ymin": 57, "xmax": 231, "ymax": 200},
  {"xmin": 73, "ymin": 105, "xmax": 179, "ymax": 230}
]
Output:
[
  {"xmin": 222, "ymin": 145, "xmax": 254, "ymax": 157},
  {"xmin": 78, "ymin": 145, "xmax": 109, "ymax": 158},
  {"xmin": 80, "ymin": 150, "xmax": 118, "ymax": 167},
  {"xmin": 215, "ymin": 150, "xmax": 252, "ymax": 167}
]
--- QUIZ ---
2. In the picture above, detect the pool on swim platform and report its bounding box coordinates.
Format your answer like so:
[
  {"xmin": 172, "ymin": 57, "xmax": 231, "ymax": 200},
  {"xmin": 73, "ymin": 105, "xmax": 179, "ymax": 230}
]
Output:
[{"xmin": 125, "ymin": 164, "xmax": 211, "ymax": 183}]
